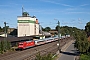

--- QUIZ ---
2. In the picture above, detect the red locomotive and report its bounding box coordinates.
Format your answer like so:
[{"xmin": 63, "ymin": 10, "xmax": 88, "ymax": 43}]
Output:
[{"xmin": 18, "ymin": 40, "xmax": 35, "ymax": 49}]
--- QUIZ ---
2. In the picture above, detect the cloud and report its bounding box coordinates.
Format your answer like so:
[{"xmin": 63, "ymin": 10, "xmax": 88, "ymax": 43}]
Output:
[
  {"xmin": 9, "ymin": 3, "xmax": 20, "ymax": 6},
  {"xmin": 30, "ymin": 10, "xmax": 55, "ymax": 14},
  {"xmin": 0, "ymin": 5, "xmax": 10, "ymax": 7},
  {"xmin": 40, "ymin": 0, "xmax": 60, "ymax": 5},
  {"xmin": 26, "ymin": 8, "xmax": 90, "ymax": 15},
  {"xmin": 0, "ymin": 3, "xmax": 21, "ymax": 7},
  {"xmin": 40, "ymin": 0, "xmax": 73, "ymax": 7},
  {"xmin": 66, "ymin": 11, "xmax": 90, "ymax": 14},
  {"xmin": 66, "ymin": 8, "xmax": 77, "ymax": 11},
  {"xmin": 80, "ymin": 4, "xmax": 89, "ymax": 7},
  {"xmin": 61, "ymin": 4, "xmax": 73, "ymax": 7},
  {"xmin": 27, "ymin": 8, "xmax": 64, "ymax": 15}
]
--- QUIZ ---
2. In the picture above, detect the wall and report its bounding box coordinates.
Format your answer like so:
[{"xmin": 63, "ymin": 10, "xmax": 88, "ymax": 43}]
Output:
[{"xmin": 17, "ymin": 16, "xmax": 39, "ymax": 37}]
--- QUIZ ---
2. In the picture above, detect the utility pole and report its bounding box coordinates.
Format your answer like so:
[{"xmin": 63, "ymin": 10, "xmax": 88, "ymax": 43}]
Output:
[
  {"xmin": 57, "ymin": 21, "xmax": 61, "ymax": 53},
  {"xmin": 54, "ymin": 19, "xmax": 61, "ymax": 53},
  {"xmin": 4, "ymin": 22, "xmax": 7, "ymax": 51},
  {"xmin": 4, "ymin": 22, "xmax": 7, "ymax": 38}
]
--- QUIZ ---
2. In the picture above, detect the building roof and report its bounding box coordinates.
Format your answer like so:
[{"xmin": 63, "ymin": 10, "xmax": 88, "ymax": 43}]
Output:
[
  {"xmin": 49, "ymin": 30, "xmax": 58, "ymax": 34},
  {"xmin": 0, "ymin": 36, "xmax": 33, "ymax": 42},
  {"xmin": 0, "ymin": 32, "xmax": 5, "ymax": 35},
  {"xmin": 42, "ymin": 31, "xmax": 51, "ymax": 36}
]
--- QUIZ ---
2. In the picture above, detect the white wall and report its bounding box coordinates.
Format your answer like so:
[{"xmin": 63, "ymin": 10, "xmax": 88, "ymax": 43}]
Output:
[
  {"xmin": 17, "ymin": 17, "xmax": 39, "ymax": 37},
  {"xmin": 36, "ymin": 24, "xmax": 39, "ymax": 35},
  {"xmin": 29, "ymin": 23, "xmax": 34, "ymax": 35}
]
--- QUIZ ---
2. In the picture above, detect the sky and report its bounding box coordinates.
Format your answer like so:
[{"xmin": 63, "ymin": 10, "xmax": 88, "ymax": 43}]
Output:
[{"xmin": 0, "ymin": 0, "xmax": 90, "ymax": 29}]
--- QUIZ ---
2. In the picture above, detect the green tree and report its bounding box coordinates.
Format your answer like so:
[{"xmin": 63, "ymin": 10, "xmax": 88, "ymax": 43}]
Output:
[
  {"xmin": 0, "ymin": 40, "xmax": 11, "ymax": 54},
  {"xmin": 85, "ymin": 22, "xmax": 90, "ymax": 37},
  {"xmin": 55, "ymin": 25, "xmax": 80, "ymax": 36},
  {"xmin": 0, "ymin": 41, "xmax": 4, "ymax": 53},
  {"xmin": 6, "ymin": 41, "xmax": 11, "ymax": 50},
  {"xmin": 55, "ymin": 25, "xmax": 60, "ymax": 31},
  {"xmin": 0, "ymin": 26, "xmax": 3, "ymax": 32},
  {"xmin": 44, "ymin": 27, "xmax": 51, "ymax": 32},
  {"xmin": 85, "ymin": 22, "xmax": 90, "ymax": 32},
  {"xmin": 3, "ymin": 26, "xmax": 9, "ymax": 33},
  {"xmin": 74, "ymin": 31, "xmax": 90, "ymax": 53},
  {"xmin": 42, "ymin": 27, "xmax": 46, "ymax": 31}
]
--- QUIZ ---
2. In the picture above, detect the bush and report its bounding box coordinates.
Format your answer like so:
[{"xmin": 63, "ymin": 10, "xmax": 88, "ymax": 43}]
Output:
[
  {"xmin": 0, "ymin": 40, "xmax": 11, "ymax": 54},
  {"xmin": 80, "ymin": 53, "xmax": 90, "ymax": 60},
  {"xmin": 35, "ymin": 53, "xmax": 54, "ymax": 60}
]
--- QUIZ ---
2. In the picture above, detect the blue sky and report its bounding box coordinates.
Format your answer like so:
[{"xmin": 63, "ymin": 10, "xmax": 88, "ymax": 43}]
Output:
[{"xmin": 0, "ymin": 0, "xmax": 90, "ymax": 29}]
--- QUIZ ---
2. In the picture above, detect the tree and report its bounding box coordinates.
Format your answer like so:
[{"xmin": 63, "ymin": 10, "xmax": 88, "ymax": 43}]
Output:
[
  {"xmin": 74, "ymin": 31, "xmax": 90, "ymax": 53},
  {"xmin": 0, "ymin": 26, "xmax": 3, "ymax": 32},
  {"xmin": 85, "ymin": 22, "xmax": 90, "ymax": 37},
  {"xmin": 0, "ymin": 40, "xmax": 11, "ymax": 54},
  {"xmin": 3, "ymin": 26, "xmax": 9, "ymax": 33},
  {"xmin": 55, "ymin": 25, "xmax": 60, "ymax": 31},
  {"xmin": 42, "ymin": 27, "xmax": 45, "ymax": 31},
  {"xmin": 0, "ymin": 26, "xmax": 1, "ymax": 29},
  {"xmin": 44, "ymin": 27, "xmax": 51, "ymax": 32},
  {"xmin": 55, "ymin": 26, "xmax": 80, "ymax": 36},
  {"xmin": 0, "ymin": 41, "xmax": 4, "ymax": 53},
  {"xmin": 6, "ymin": 41, "xmax": 11, "ymax": 50}
]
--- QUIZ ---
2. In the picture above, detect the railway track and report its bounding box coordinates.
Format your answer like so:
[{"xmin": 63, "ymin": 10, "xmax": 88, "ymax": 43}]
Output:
[{"xmin": 0, "ymin": 38, "xmax": 72, "ymax": 60}]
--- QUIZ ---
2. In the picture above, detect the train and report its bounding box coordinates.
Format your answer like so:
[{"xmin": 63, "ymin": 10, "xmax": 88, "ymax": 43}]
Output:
[
  {"xmin": 18, "ymin": 35, "xmax": 70, "ymax": 50},
  {"xmin": 18, "ymin": 40, "xmax": 35, "ymax": 49}
]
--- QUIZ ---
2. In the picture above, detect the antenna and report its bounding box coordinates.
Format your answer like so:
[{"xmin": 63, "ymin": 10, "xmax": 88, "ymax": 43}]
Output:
[{"xmin": 22, "ymin": 5, "xmax": 24, "ymax": 16}]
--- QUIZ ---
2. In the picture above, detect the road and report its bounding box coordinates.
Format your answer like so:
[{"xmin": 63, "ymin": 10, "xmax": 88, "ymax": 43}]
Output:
[{"xmin": 58, "ymin": 41, "xmax": 79, "ymax": 60}]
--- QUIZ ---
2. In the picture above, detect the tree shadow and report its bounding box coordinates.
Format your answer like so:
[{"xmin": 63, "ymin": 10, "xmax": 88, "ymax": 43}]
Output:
[
  {"xmin": 71, "ymin": 49, "xmax": 79, "ymax": 53},
  {"xmin": 60, "ymin": 50, "xmax": 79, "ymax": 56},
  {"xmin": 72, "ymin": 42, "xmax": 75, "ymax": 44}
]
